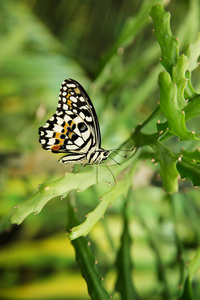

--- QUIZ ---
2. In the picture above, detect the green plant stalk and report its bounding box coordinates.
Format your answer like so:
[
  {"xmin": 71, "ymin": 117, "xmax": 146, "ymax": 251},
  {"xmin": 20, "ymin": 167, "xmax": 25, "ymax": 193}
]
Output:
[
  {"xmin": 67, "ymin": 202, "xmax": 111, "ymax": 300},
  {"xmin": 115, "ymin": 194, "xmax": 140, "ymax": 300},
  {"xmin": 133, "ymin": 191, "xmax": 170, "ymax": 299}
]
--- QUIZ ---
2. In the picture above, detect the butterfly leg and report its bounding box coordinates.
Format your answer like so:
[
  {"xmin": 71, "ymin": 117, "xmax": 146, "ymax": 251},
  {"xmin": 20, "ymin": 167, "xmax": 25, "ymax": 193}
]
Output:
[
  {"xmin": 96, "ymin": 164, "xmax": 99, "ymax": 184},
  {"xmin": 107, "ymin": 164, "xmax": 116, "ymax": 184},
  {"xmin": 73, "ymin": 164, "xmax": 85, "ymax": 174}
]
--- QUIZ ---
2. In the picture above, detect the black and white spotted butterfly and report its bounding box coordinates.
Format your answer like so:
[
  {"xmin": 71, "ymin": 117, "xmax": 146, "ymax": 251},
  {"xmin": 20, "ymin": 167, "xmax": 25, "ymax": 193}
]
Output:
[{"xmin": 39, "ymin": 79, "xmax": 110, "ymax": 166}]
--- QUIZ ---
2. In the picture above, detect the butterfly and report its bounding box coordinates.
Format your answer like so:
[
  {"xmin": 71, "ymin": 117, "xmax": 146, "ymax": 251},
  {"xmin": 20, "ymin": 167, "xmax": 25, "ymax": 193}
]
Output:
[{"xmin": 38, "ymin": 79, "xmax": 110, "ymax": 166}]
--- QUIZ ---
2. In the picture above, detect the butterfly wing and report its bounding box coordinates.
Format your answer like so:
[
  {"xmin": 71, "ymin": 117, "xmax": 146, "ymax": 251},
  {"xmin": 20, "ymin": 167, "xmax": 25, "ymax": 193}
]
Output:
[
  {"xmin": 66, "ymin": 79, "xmax": 101, "ymax": 147},
  {"xmin": 38, "ymin": 79, "xmax": 101, "ymax": 160}
]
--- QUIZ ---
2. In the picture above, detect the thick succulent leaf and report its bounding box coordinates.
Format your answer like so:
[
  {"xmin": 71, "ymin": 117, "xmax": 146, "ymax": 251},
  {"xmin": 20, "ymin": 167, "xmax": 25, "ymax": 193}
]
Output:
[
  {"xmin": 67, "ymin": 203, "xmax": 111, "ymax": 300},
  {"xmin": 157, "ymin": 93, "xmax": 200, "ymax": 138},
  {"xmin": 69, "ymin": 173, "xmax": 133, "ymax": 240},
  {"xmin": 184, "ymin": 71, "xmax": 199, "ymax": 100},
  {"xmin": 177, "ymin": 161, "xmax": 200, "ymax": 187},
  {"xmin": 186, "ymin": 32, "xmax": 200, "ymax": 72},
  {"xmin": 188, "ymin": 248, "xmax": 200, "ymax": 279},
  {"xmin": 10, "ymin": 168, "xmax": 108, "ymax": 225},
  {"xmin": 172, "ymin": 54, "xmax": 189, "ymax": 109},
  {"xmin": 184, "ymin": 32, "xmax": 200, "ymax": 100},
  {"xmin": 180, "ymin": 149, "xmax": 200, "ymax": 162},
  {"xmin": 131, "ymin": 130, "xmax": 179, "ymax": 193},
  {"xmin": 115, "ymin": 199, "xmax": 140, "ymax": 300},
  {"xmin": 179, "ymin": 276, "xmax": 194, "ymax": 300},
  {"xmin": 179, "ymin": 249, "xmax": 200, "ymax": 300},
  {"xmin": 158, "ymin": 71, "xmax": 197, "ymax": 140},
  {"xmin": 150, "ymin": 3, "xmax": 179, "ymax": 75},
  {"xmin": 184, "ymin": 95, "xmax": 200, "ymax": 121},
  {"xmin": 10, "ymin": 152, "xmax": 138, "ymax": 228},
  {"xmin": 177, "ymin": 150, "xmax": 200, "ymax": 186}
]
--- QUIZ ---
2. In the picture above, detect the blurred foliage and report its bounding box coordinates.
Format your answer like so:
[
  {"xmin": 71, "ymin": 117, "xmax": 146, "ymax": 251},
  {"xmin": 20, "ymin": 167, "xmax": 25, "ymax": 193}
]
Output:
[{"xmin": 1, "ymin": 0, "xmax": 200, "ymax": 299}]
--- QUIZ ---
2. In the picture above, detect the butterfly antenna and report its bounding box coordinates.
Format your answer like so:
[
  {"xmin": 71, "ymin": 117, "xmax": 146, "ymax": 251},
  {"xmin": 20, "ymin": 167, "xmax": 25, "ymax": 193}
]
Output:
[
  {"xmin": 112, "ymin": 150, "xmax": 127, "ymax": 159},
  {"xmin": 109, "ymin": 156, "xmax": 121, "ymax": 165},
  {"xmin": 110, "ymin": 147, "xmax": 135, "ymax": 152}
]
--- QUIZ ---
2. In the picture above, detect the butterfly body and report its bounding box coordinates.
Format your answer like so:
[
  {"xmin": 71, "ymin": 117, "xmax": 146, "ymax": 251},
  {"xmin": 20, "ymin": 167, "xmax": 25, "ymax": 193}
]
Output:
[{"xmin": 39, "ymin": 79, "xmax": 110, "ymax": 165}]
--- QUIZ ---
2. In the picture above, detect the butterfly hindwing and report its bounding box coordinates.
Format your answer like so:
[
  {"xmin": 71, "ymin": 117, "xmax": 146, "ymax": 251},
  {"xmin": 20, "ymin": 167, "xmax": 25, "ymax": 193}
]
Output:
[{"xmin": 39, "ymin": 112, "xmax": 93, "ymax": 153}]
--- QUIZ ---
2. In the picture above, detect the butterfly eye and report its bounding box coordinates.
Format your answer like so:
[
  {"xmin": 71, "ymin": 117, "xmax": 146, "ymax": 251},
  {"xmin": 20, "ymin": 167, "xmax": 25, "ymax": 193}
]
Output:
[
  {"xmin": 78, "ymin": 122, "xmax": 87, "ymax": 133},
  {"xmin": 103, "ymin": 151, "xmax": 109, "ymax": 157}
]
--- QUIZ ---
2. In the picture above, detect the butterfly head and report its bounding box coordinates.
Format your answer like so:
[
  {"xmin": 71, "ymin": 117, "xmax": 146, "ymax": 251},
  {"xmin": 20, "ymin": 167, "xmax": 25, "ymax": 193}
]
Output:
[
  {"xmin": 102, "ymin": 150, "xmax": 110, "ymax": 160},
  {"xmin": 94, "ymin": 149, "xmax": 110, "ymax": 164}
]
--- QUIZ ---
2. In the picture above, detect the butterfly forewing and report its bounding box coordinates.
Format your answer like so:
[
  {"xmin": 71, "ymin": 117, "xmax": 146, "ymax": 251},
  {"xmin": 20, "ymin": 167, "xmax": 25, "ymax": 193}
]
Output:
[
  {"xmin": 57, "ymin": 79, "xmax": 101, "ymax": 146},
  {"xmin": 38, "ymin": 79, "xmax": 110, "ymax": 165}
]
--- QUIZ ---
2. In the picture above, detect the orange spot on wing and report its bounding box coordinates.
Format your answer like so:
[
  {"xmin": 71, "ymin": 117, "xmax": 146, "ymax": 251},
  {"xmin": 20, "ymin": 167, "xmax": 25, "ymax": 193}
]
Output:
[
  {"xmin": 67, "ymin": 99, "xmax": 72, "ymax": 107},
  {"xmin": 68, "ymin": 132, "xmax": 73, "ymax": 139},
  {"xmin": 64, "ymin": 122, "xmax": 69, "ymax": 129},
  {"xmin": 51, "ymin": 145, "xmax": 61, "ymax": 151},
  {"xmin": 55, "ymin": 132, "xmax": 61, "ymax": 139}
]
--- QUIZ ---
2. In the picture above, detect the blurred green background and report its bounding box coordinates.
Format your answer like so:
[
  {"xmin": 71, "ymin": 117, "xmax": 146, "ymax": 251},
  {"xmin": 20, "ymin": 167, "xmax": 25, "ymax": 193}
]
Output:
[{"xmin": 1, "ymin": 0, "xmax": 200, "ymax": 299}]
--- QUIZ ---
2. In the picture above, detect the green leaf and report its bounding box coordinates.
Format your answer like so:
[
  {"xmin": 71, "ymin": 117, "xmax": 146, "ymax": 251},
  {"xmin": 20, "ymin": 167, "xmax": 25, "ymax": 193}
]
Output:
[
  {"xmin": 176, "ymin": 0, "xmax": 200, "ymax": 51},
  {"xmin": 115, "ymin": 198, "xmax": 140, "ymax": 300},
  {"xmin": 150, "ymin": 3, "xmax": 179, "ymax": 74},
  {"xmin": 186, "ymin": 32, "xmax": 200, "ymax": 72},
  {"xmin": 179, "ymin": 276, "xmax": 194, "ymax": 300},
  {"xmin": 131, "ymin": 130, "xmax": 179, "ymax": 193},
  {"xmin": 67, "ymin": 203, "xmax": 111, "ymax": 300},
  {"xmin": 112, "ymin": 0, "xmax": 159, "ymax": 49},
  {"xmin": 177, "ymin": 161, "xmax": 200, "ymax": 187},
  {"xmin": 179, "ymin": 249, "xmax": 200, "ymax": 300},
  {"xmin": 184, "ymin": 30, "xmax": 200, "ymax": 99},
  {"xmin": 96, "ymin": 0, "xmax": 161, "ymax": 88},
  {"xmin": 187, "ymin": 248, "xmax": 200, "ymax": 279},
  {"xmin": 184, "ymin": 95, "xmax": 200, "ymax": 121},
  {"xmin": 158, "ymin": 71, "xmax": 196, "ymax": 140},
  {"xmin": 172, "ymin": 54, "xmax": 189, "ymax": 109},
  {"xmin": 10, "ymin": 167, "xmax": 113, "ymax": 225},
  {"xmin": 180, "ymin": 149, "xmax": 200, "ymax": 163},
  {"xmin": 184, "ymin": 71, "xmax": 199, "ymax": 100},
  {"xmin": 157, "ymin": 94, "xmax": 200, "ymax": 139},
  {"xmin": 69, "ymin": 174, "xmax": 132, "ymax": 240},
  {"xmin": 10, "ymin": 152, "xmax": 139, "ymax": 226}
]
